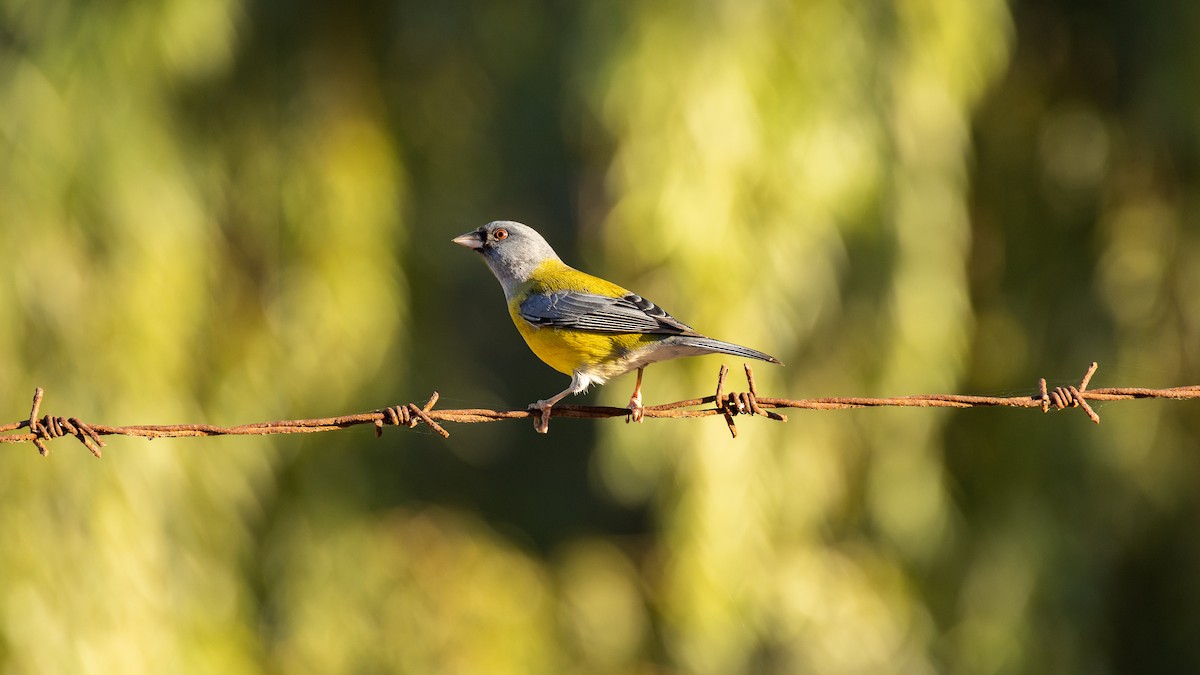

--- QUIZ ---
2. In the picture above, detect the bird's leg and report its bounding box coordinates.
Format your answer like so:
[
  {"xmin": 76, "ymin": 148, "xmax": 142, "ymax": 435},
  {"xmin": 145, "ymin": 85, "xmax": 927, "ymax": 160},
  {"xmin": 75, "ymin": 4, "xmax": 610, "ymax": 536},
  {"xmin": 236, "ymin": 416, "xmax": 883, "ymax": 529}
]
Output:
[
  {"xmin": 531, "ymin": 385, "xmax": 574, "ymax": 434},
  {"xmin": 626, "ymin": 367, "xmax": 645, "ymax": 423}
]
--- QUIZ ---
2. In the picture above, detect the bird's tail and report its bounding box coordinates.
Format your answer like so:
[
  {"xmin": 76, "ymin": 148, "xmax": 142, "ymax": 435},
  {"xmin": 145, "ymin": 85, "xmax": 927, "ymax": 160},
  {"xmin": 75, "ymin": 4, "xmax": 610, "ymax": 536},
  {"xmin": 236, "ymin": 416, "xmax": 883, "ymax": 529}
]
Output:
[{"xmin": 674, "ymin": 336, "xmax": 784, "ymax": 365}]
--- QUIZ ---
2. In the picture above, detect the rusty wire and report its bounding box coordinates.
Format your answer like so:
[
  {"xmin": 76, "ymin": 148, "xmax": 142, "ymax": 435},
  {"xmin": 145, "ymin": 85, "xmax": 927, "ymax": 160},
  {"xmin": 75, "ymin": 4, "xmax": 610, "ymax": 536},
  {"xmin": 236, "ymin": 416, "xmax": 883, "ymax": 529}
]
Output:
[{"xmin": 3, "ymin": 362, "xmax": 1199, "ymax": 457}]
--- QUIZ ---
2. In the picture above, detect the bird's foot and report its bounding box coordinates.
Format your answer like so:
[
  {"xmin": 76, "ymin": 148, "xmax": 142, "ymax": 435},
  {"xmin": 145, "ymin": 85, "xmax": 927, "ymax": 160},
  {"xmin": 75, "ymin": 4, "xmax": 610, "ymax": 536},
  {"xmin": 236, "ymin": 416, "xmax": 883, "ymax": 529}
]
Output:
[
  {"xmin": 626, "ymin": 392, "xmax": 644, "ymax": 424},
  {"xmin": 530, "ymin": 400, "xmax": 553, "ymax": 434}
]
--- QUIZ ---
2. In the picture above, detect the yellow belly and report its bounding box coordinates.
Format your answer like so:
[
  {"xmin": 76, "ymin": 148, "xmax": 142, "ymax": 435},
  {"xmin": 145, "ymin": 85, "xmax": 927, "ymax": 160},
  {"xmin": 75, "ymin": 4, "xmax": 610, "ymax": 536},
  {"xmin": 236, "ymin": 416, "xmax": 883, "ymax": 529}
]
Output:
[
  {"xmin": 509, "ymin": 303, "xmax": 659, "ymax": 376},
  {"xmin": 505, "ymin": 260, "xmax": 660, "ymax": 376}
]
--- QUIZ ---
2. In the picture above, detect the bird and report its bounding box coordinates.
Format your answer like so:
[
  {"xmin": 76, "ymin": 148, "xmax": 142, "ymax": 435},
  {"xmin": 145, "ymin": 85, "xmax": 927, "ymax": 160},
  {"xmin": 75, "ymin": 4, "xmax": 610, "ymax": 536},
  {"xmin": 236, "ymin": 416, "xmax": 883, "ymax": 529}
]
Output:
[{"xmin": 453, "ymin": 220, "xmax": 782, "ymax": 433}]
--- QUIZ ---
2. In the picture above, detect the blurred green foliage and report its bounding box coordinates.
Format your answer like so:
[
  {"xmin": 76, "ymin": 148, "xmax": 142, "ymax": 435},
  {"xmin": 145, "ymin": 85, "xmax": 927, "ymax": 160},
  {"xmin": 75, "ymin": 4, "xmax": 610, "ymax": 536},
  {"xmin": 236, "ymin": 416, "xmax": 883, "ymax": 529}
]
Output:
[{"xmin": 2, "ymin": 0, "xmax": 1199, "ymax": 673}]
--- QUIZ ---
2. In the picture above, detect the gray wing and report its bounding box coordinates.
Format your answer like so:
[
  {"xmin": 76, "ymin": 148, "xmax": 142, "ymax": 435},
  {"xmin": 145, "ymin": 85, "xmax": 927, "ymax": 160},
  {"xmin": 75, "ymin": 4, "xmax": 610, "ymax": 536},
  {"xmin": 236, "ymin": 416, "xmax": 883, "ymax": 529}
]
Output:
[{"xmin": 519, "ymin": 291, "xmax": 696, "ymax": 335}]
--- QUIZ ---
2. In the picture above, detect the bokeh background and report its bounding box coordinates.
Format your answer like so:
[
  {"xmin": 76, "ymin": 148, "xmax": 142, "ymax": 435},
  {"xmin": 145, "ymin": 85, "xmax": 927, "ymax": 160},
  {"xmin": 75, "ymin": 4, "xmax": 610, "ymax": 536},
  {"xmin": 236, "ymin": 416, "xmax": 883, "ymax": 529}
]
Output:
[{"xmin": 2, "ymin": 0, "xmax": 1200, "ymax": 673}]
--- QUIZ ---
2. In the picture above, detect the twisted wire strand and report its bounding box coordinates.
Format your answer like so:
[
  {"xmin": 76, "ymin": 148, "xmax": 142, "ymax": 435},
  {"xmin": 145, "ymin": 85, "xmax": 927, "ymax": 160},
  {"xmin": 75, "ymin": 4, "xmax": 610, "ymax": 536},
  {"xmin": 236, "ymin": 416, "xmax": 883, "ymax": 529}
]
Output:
[{"xmin": 3, "ymin": 362, "xmax": 1198, "ymax": 455}]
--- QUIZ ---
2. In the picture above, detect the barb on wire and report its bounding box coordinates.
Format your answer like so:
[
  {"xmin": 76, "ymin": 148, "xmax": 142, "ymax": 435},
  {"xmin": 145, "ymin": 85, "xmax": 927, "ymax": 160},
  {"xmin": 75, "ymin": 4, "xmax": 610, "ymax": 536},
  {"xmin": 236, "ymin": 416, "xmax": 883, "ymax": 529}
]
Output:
[
  {"xmin": 375, "ymin": 393, "xmax": 450, "ymax": 439},
  {"xmin": 3, "ymin": 361, "xmax": 1200, "ymax": 456},
  {"xmin": 1038, "ymin": 361, "xmax": 1100, "ymax": 423},
  {"xmin": 714, "ymin": 364, "xmax": 789, "ymax": 438},
  {"xmin": 23, "ymin": 387, "xmax": 106, "ymax": 458}
]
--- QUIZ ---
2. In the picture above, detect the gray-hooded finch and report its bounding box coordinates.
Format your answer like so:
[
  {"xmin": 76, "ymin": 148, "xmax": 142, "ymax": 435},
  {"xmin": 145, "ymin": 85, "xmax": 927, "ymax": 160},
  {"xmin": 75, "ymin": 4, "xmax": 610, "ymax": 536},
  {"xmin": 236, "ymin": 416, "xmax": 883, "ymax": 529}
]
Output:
[{"xmin": 454, "ymin": 221, "xmax": 781, "ymax": 433}]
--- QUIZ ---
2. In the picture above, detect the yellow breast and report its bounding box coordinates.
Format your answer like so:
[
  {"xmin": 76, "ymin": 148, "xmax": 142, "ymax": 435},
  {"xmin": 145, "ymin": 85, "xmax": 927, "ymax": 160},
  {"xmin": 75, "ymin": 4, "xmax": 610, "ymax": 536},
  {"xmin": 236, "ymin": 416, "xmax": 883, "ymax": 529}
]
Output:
[{"xmin": 506, "ymin": 259, "xmax": 661, "ymax": 376}]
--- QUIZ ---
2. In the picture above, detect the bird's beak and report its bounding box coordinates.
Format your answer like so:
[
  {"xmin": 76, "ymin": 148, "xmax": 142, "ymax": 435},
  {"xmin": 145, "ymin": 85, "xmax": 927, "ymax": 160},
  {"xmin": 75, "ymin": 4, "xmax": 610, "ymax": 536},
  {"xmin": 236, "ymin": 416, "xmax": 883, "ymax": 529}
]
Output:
[{"xmin": 452, "ymin": 229, "xmax": 484, "ymax": 250}]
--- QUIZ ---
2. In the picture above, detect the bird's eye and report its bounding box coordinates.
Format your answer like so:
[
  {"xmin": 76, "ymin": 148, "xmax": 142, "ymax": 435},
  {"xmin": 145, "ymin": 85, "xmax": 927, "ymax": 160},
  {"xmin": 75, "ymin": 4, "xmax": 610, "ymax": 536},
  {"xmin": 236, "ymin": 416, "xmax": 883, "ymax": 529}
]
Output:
[{"xmin": 493, "ymin": 228, "xmax": 509, "ymax": 241}]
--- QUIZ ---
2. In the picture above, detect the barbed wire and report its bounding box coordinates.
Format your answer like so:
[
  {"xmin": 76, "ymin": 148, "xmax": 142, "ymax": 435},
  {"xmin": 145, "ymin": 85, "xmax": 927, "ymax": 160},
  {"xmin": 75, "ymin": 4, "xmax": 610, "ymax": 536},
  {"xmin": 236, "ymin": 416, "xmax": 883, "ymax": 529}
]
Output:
[{"xmin": 3, "ymin": 362, "xmax": 1199, "ymax": 457}]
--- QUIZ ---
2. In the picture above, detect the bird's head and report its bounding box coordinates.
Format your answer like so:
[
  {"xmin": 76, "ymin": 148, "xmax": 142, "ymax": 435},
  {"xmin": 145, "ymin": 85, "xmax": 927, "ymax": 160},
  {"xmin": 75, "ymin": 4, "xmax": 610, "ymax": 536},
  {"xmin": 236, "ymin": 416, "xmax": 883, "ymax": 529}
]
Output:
[{"xmin": 453, "ymin": 221, "xmax": 561, "ymax": 297}]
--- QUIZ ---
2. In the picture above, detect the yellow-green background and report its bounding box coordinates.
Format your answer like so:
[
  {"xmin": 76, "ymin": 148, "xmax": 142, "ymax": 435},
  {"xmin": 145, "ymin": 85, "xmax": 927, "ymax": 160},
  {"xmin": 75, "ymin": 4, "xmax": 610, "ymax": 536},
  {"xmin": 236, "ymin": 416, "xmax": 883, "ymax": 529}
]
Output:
[{"xmin": 3, "ymin": 1, "xmax": 1199, "ymax": 673}]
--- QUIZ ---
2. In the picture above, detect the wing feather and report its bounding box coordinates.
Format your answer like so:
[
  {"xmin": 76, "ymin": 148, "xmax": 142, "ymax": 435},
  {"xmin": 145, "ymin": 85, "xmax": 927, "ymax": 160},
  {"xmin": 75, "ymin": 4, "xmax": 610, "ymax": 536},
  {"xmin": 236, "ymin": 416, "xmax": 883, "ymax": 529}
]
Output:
[{"xmin": 519, "ymin": 291, "xmax": 694, "ymax": 335}]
